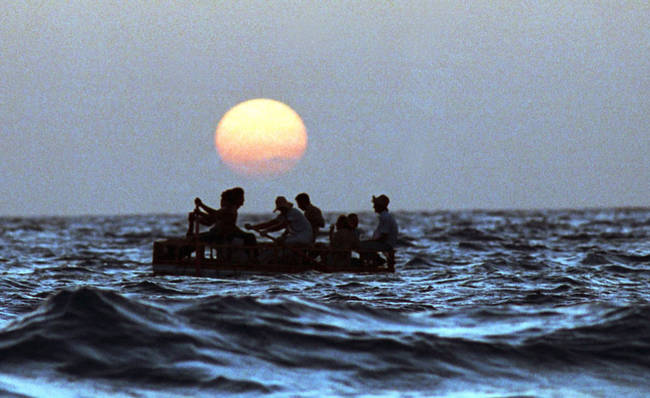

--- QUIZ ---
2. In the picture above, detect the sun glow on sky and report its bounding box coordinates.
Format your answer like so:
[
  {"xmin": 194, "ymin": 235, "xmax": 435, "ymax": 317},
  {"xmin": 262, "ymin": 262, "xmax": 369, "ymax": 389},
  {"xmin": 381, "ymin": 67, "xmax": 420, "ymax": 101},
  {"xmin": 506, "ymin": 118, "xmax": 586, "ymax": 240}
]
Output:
[
  {"xmin": 215, "ymin": 98, "xmax": 308, "ymax": 178},
  {"xmin": 2, "ymin": 3, "xmax": 648, "ymax": 215}
]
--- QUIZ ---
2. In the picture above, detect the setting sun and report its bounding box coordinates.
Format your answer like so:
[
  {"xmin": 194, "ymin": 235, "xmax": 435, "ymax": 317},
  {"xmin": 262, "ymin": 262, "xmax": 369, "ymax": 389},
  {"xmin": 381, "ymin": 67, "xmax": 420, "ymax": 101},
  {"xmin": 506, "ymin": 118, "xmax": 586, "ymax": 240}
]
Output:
[{"xmin": 215, "ymin": 98, "xmax": 307, "ymax": 178}]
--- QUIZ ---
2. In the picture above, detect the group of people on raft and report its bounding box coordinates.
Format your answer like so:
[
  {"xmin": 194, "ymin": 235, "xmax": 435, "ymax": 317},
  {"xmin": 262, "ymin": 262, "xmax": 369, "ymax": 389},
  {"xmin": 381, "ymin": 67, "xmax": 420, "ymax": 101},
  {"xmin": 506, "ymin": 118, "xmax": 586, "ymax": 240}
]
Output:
[{"xmin": 185, "ymin": 188, "xmax": 398, "ymax": 256}]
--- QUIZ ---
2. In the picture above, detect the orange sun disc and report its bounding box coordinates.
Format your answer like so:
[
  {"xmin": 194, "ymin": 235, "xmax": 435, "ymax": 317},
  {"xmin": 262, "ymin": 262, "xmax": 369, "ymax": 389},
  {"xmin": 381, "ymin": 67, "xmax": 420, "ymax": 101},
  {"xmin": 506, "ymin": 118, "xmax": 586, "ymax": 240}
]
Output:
[{"xmin": 215, "ymin": 98, "xmax": 308, "ymax": 177}]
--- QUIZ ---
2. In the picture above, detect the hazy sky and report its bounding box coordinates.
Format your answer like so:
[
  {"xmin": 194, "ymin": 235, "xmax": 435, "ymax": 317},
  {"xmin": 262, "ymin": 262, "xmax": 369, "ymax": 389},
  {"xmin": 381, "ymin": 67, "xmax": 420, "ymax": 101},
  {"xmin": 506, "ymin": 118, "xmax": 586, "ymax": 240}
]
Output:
[{"xmin": 2, "ymin": 2, "xmax": 648, "ymax": 216}]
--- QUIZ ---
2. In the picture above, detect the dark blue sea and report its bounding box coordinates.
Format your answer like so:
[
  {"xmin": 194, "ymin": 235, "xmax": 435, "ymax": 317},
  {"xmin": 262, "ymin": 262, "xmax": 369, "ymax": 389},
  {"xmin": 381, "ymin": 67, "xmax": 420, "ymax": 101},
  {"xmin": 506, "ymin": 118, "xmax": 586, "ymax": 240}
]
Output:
[{"xmin": 1, "ymin": 209, "xmax": 649, "ymax": 397}]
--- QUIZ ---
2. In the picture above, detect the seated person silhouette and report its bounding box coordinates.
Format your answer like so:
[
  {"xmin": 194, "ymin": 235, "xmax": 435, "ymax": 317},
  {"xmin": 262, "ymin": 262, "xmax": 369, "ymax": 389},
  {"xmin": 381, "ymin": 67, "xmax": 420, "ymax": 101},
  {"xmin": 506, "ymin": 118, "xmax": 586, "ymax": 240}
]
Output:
[
  {"xmin": 246, "ymin": 196, "xmax": 312, "ymax": 245},
  {"xmin": 225, "ymin": 187, "xmax": 257, "ymax": 246},
  {"xmin": 358, "ymin": 195, "xmax": 398, "ymax": 262},
  {"xmin": 187, "ymin": 190, "xmax": 237, "ymax": 244},
  {"xmin": 295, "ymin": 193, "xmax": 325, "ymax": 243},
  {"xmin": 328, "ymin": 215, "xmax": 359, "ymax": 265},
  {"xmin": 182, "ymin": 188, "xmax": 256, "ymax": 260},
  {"xmin": 347, "ymin": 213, "xmax": 363, "ymax": 241},
  {"xmin": 187, "ymin": 187, "xmax": 256, "ymax": 244}
]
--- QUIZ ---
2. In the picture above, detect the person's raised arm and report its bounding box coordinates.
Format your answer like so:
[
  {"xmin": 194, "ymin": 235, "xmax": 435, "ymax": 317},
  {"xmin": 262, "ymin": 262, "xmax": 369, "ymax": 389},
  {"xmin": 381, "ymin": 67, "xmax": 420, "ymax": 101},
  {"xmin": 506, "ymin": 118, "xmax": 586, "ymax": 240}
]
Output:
[{"xmin": 194, "ymin": 197, "xmax": 219, "ymax": 216}]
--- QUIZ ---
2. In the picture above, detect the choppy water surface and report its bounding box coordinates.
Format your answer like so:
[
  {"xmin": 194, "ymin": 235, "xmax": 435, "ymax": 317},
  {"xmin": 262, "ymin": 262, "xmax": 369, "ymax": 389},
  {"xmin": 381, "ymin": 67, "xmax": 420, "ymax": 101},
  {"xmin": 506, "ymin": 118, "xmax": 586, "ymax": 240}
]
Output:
[{"xmin": 1, "ymin": 209, "xmax": 649, "ymax": 397}]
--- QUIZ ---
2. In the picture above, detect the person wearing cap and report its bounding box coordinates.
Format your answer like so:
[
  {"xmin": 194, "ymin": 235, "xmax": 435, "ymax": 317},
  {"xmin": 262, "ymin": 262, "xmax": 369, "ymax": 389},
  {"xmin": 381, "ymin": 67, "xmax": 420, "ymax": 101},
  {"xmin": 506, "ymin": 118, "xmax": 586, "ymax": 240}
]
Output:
[
  {"xmin": 358, "ymin": 194, "xmax": 398, "ymax": 252},
  {"xmin": 295, "ymin": 193, "xmax": 325, "ymax": 242},
  {"xmin": 246, "ymin": 196, "xmax": 313, "ymax": 245}
]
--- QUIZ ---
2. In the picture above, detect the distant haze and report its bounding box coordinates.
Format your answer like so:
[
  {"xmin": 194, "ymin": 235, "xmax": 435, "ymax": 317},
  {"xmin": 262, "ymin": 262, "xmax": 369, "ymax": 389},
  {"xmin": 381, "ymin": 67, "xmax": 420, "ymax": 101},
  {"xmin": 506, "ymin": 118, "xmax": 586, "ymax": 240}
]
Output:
[{"xmin": 2, "ymin": 2, "xmax": 648, "ymax": 216}]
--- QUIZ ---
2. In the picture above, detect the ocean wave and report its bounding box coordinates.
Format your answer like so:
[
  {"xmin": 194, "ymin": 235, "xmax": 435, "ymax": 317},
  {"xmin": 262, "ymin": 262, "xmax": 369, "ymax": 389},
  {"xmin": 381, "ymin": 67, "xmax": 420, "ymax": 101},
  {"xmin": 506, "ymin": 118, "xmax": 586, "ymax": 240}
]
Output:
[
  {"xmin": 1, "ymin": 210, "xmax": 650, "ymax": 395},
  {"xmin": 0, "ymin": 288, "xmax": 215, "ymax": 385},
  {"xmin": 1, "ymin": 287, "xmax": 649, "ymax": 391},
  {"xmin": 522, "ymin": 305, "xmax": 650, "ymax": 367}
]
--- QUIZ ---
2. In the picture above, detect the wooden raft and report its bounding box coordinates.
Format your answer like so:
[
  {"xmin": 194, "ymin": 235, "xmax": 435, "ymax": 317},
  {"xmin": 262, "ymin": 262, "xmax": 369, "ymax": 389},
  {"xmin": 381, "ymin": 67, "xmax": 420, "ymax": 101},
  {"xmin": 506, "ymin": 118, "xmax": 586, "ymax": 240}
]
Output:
[{"xmin": 152, "ymin": 238, "xmax": 395, "ymax": 277}]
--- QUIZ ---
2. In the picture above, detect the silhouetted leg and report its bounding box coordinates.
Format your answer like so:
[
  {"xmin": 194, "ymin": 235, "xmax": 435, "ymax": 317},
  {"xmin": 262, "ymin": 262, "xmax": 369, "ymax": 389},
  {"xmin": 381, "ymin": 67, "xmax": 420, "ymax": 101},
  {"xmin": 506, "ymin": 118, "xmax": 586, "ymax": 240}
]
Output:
[
  {"xmin": 358, "ymin": 240, "xmax": 390, "ymax": 265},
  {"xmin": 186, "ymin": 212, "xmax": 195, "ymax": 237}
]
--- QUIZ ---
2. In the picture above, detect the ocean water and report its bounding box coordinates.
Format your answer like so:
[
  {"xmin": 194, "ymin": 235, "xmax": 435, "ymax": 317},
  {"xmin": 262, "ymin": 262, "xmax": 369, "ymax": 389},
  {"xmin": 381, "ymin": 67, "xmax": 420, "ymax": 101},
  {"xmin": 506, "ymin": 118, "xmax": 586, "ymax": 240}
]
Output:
[{"xmin": 0, "ymin": 209, "xmax": 649, "ymax": 397}]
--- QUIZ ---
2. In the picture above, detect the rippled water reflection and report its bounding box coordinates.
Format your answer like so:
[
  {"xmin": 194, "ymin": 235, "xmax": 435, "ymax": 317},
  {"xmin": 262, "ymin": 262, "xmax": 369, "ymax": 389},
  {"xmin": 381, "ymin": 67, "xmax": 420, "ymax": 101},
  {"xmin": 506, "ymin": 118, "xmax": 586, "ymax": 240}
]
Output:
[{"xmin": 1, "ymin": 209, "xmax": 649, "ymax": 397}]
